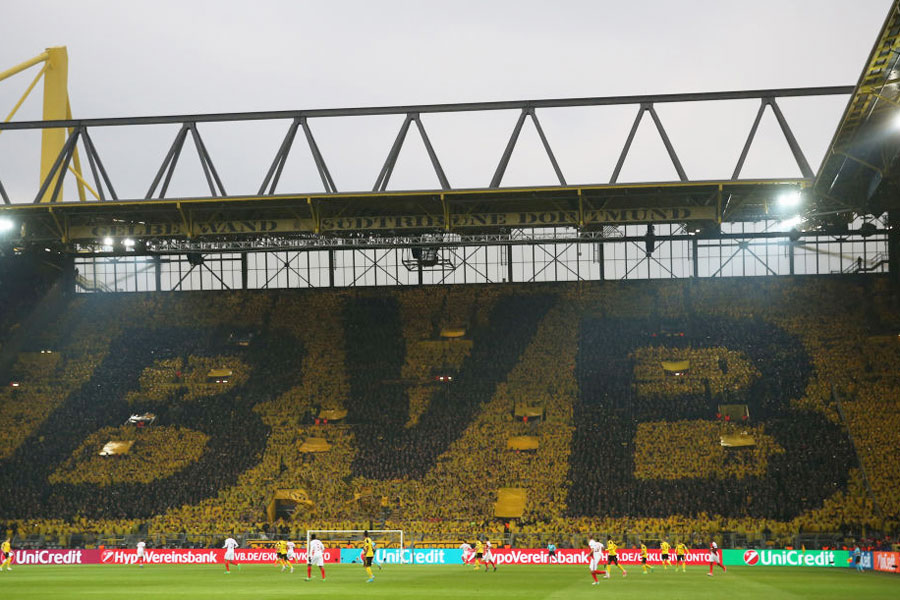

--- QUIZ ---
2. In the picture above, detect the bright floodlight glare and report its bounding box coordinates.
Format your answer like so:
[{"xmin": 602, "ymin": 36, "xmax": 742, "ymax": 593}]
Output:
[
  {"xmin": 0, "ymin": 217, "xmax": 14, "ymax": 232},
  {"xmin": 103, "ymin": 237, "xmax": 113, "ymax": 246},
  {"xmin": 780, "ymin": 215, "xmax": 803, "ymax": 230},
  {"xmin": 123, "ymin": 238, "xmax": 136, "ymax": 247},
  {"xmin": 893, "ymin": 112, "xmax": 900, "ymax": 130},
  {"xmin": 778, "ymin": 191, "xmax": 801, "ymax": 209}
]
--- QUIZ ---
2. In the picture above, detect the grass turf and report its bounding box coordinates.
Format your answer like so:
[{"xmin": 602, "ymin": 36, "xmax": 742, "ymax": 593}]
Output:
[{"xmin": 0, "ymin": 564, "xmax": 896, "ymax": 599}]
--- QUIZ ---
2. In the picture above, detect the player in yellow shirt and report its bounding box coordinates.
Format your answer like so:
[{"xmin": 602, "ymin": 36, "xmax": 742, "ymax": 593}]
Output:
[
  {"xmin": 675, "ymin": 541, "xmax": 688, "ymax": 572},
  {"xmin": 473, "ymin": 540, "xmax": 485, "ymax": 571},
  {"xmin": 363, "ymin": 531, "xmax": 375, "ymax": 583},
  {"xmin": 1, "ymin": 538, "xmax": 12, "ymax": 571},
  {"xmin": 660, "ymin": 539, "xmax": 672, "ymax": 570},
  {"xmin": 639, "ymin": 541, "xmax": 654, "ymax": 574},
  {"xmin": 275, "ymin": 540, "xmax": 294, "ymax": 573},
  {"xmin": 606, "ymin": 539, "xmax": 627, "ymax": 577}
]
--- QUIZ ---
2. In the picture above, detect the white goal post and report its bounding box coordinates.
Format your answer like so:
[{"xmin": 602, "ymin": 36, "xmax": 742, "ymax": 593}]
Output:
[{"xmin": 306, "ymin": 529, "xmax": 406, "ymax": 564}]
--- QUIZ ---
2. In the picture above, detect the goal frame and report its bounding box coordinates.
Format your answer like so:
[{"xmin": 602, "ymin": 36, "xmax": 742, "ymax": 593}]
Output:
[{"xmin": 306, "ymin": 529, "xmax": 405, "ymax": 564}]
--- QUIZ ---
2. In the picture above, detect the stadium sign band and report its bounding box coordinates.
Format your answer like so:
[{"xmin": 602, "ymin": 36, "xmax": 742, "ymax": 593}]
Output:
[
  {"xmin": 492, "ymin": 548, "xmax": 718, "ymax": 565},
  {"xmin": 12, "ymin": 548, "xmax": 340, "ymax": 565},
  {"xmin": 873, "ymin": 551, "xmax": 900, "ymax": 574},
  {"xmin": 6, "ymin": 548, "xmax": 857, "ymax": 567},
  {"xmin": 66, "ymin": 207, "xmax": 715, "ymax": 239},
  {"xmin": 339, "ymin": 548, "xmax": 462, "ymax": 565},
  {"xmin": 725, "ymin": 549, "xmax": 850, "ymax": 567},
  {"xmin": 12, "ymin": 550, "xmax": 87, "ymax": 565}
]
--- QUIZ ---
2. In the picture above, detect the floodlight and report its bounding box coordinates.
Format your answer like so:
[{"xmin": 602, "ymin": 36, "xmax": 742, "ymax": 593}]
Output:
[
  {"xmin": 0, "ymin": 217, "xmax": 14, "ymax": 233},
  {"xmin": 777, "ymin": 191, "xmax": 801, "ymax": 209}
]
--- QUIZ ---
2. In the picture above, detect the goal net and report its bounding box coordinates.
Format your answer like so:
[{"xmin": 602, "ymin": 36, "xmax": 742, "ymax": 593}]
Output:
[{"xmin": 306, "ymin": 529, "xmax": 405, "ymax": 565}]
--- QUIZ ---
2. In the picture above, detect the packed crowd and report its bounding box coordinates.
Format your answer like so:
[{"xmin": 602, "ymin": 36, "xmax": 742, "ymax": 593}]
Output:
[
  {"xmin": 0, "ymin": 253, "xmax": 59, "ymax": 349},
  {"xmin": 0, "ymin": 277, "xmax": 897, "ymax": 542},
  {"xmin": 126, "ymin": 356, "xmax": 249, "ymax": 405},
  {"xmin": 49, "ymin": 425, "xmax": 209, "ymax": 486},
  {"xmin": 632, "ymin": 420, "xmax": 784, "ymax": 481},
  {"xmin": 631, "ymin": 346, "xmax": 760, "ymax": 397}
]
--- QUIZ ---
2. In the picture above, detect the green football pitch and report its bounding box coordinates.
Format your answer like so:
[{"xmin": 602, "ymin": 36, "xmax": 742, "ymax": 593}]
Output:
[{"xmin": 0, "ymin": 564, "xmax": 896, "ymax": 599}]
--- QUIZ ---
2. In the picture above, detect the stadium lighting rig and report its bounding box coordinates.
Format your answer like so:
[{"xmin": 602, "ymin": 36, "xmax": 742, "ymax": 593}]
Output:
[
  {"xmin": 779, "ymin": 215, "xmax": 804, "ymax": 231},
  {"xmin": 777, "ymin": 190, "xmax": 802, "ymax": 209}
]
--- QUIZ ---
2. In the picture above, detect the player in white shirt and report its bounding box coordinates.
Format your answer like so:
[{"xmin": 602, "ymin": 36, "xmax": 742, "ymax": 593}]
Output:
[
  {"xmin": 482, "ymin": 540, "xmax": 497, "ymax": 572},
  {"xmin": 306, "ymin": 534, "xmax": 326, "ymax": 581},
  {"xmin": 707, "ymin": 540, "xmax": 726, "ymax": 576},
  {"xmin": 588, "ymin": 538, "xmax": 606, "ymax": 584},
  {"xmin": 460, "ymin": 543, "xmax": 474, "ymax": 566},
  {"xmin": 136, "ymin": 540, "xmax": 146, "ymax": 568},
  {"xmin": 223, "ymin": 537, "xmax": 241, "ymax": 573},
  {"xmin": 285, "ymin": 541, "xmax": 295, "ymax": 573}
]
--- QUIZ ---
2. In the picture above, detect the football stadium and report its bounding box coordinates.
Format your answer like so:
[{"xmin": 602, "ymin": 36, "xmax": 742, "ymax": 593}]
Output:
[{"xmin": 1, "ymin": 1, "xmax": 900, "ymax": 598}]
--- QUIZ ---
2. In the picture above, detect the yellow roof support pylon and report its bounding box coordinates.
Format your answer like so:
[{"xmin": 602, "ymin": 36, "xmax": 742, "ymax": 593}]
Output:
[{"xmin": 1, "ymin": 46, "xmax": 91, "ymax": 203}]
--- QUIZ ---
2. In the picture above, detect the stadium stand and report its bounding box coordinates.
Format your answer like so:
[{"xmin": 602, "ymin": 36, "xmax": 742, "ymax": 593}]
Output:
[{"xmin": 0, "ymin": 277, "xmax": 898, "ymax": 548}]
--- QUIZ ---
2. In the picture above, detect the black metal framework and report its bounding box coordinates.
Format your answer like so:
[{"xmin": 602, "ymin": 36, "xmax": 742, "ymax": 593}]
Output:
[
  {"xmin": 72, "ymin": 219, "xmax": 889, "ymax": 293},
  {"xmin": 146, "ymin": 123, "xmax": 226, "ymax": 199},
  {"xmin": 815, "ymin": 0, "xmax": 900, "ymax": 217},
  {"xmin": 0, "ymin": 86, "xmax": 851, "ymax": 209}
]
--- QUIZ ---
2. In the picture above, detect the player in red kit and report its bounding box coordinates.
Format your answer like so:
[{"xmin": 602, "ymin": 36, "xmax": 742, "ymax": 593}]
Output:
[{"xmin": 707, "ymin": 540, "xmax": 726, "ymax": 576}]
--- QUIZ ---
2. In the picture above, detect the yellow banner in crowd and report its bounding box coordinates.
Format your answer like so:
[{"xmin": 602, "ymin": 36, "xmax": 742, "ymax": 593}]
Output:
[{"xmin": 661, "ymin": 360, "xmax": 691, "ymax": 372}]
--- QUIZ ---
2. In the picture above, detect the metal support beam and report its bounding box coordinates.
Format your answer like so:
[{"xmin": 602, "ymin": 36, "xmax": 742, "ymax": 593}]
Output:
[
  {"xmin": 610, "ymin": 105, "xmax": 646, "ymax": 184},
  {"xmin": 33, "ymin": 125, "xmax": 80, "ymax": 204},
  {"xmin": 188, "ymin": 123, "xmax": 227, "ymax": 197},
  {"xmin": 647, "ymin": 104, "xmax": 688, "ymax": 181},
  {"xmin": 768, "ymin": 98, "xmax": 814, "ymax": 178},
  {"xmin": 301, "ymin": 117, "xmax": 337, "ymax": 193},
  {"xmin": 259, "ymin": 118, "xmax": 301, "ymax": 195},
  {"xmin": 0, "ymin": 86, "xmax": 854, "ymax": 131},
  {"xmin": 692, "ymin": 237, "xmax": 699, "ymax": 277},
  {"xmin": 146, "ymin": 125, "xmax": 189, "ymax": 199},
  {"xmin": 597, "ymin": 242, "xmax": 605, "ymax": 280},
  {"xmin": 787, "ymin": 239, "xmax": 795, "ymax": 275},
  {"xmin": 491, "ymin": 108, "xmax": 528, "ymax": 188},
  {"xmin": 507, "ymin": 244, "xmax": 514, "ymax": 283},
  {"xmin": 38, "ymin": 47, "xmax": 68, "ymax": 203},
  {"xmin": 81, "ymin": 128, "xmax": 105, "ymax": 201},
  {"xmin": 412, "ymin": 115, "xmax": 450, "ymax": 190},
  {"xmin": 154, "ymin": 255, "xmax": 162, "ymax": 291},
  {"xmin": 529, "ymin": 108, "xmax": 567, "ymax": 186},
  {"xmin": 374, "ymin": 114, "xmax": 414, "ymax": 192},
  {"xmin": 0, "ymin": 50, "xmax": 49, "ymax": 83},
  {"xmin": 83, "ymin": 128, "xmax": 118, "ymax": 200},
  {"xmin": 835, "ymin": 149, "xmax": 884, "ymax": 176},
  {"xmin": 328, "ymin": 249, "xmax": 335, "ymax": 287},
  {"xmin": 732, "ymin": 101, "xmax": 767, "ymax": 179},
  {"xmin": 0, "ymin": 177, "xmax": 9, "ymax": 204}
]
